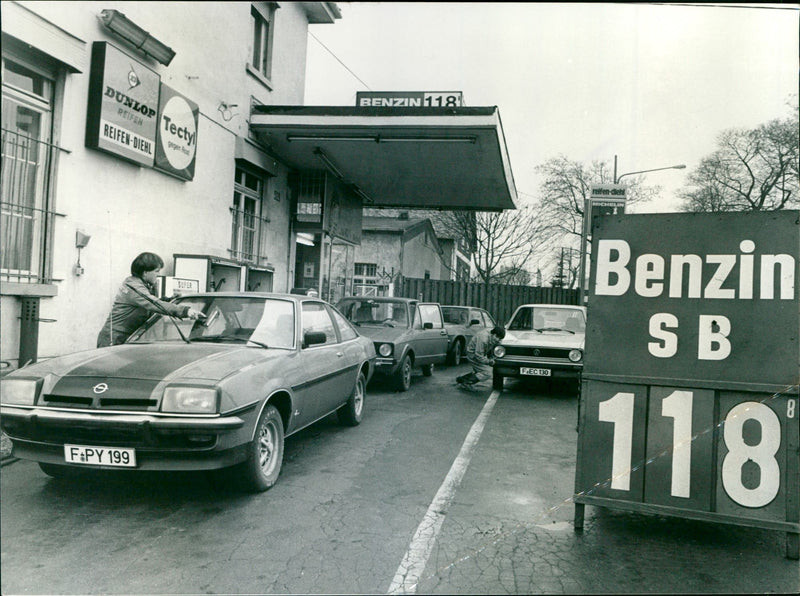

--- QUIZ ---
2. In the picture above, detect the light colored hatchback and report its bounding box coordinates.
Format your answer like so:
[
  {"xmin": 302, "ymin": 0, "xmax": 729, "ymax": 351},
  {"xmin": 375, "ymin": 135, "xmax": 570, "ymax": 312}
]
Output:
[{"xmin": 492, "ymin": 304, "xmax": 586, "ymax": 391}]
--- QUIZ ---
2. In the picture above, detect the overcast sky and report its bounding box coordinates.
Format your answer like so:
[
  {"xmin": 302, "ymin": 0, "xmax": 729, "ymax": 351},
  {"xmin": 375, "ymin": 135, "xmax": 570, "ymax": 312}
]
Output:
[{"xmin": 304, "ymin": 2, "xmax": 799, "ymax": 213}]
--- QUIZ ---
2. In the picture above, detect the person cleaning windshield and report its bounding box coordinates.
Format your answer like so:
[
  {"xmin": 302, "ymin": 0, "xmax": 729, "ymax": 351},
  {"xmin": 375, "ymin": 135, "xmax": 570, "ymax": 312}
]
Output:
[{"xmin": 97, "ymin": 252, "xmax": 204, "ymax": 347}]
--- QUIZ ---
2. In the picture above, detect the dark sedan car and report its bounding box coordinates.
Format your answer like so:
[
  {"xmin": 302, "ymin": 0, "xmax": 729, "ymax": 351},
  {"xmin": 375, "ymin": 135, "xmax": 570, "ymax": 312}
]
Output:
[
  {"xmin": 0, "ymin": 293, "xmax": 375, "ymax": 492},
  {"xmin": 335, "ymin": 297, "xmax": 448, "ymax": 391},
  {"xmin": 440, "ymin": 306, "xmax": 497, "ymax": 365}
]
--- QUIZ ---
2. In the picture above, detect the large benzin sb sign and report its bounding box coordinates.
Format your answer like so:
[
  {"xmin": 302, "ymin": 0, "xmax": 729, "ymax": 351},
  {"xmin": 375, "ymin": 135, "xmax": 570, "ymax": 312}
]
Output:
[{"xmin": 574, "ymin": 210, "xmax": 799, "ymax": 559}]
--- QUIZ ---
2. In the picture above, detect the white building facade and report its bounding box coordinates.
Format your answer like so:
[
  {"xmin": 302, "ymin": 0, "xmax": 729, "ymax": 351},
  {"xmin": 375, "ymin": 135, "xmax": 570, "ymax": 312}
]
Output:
[{"xmin": 1, "ymin": 1, "xmax": 340, "ymax": 365}]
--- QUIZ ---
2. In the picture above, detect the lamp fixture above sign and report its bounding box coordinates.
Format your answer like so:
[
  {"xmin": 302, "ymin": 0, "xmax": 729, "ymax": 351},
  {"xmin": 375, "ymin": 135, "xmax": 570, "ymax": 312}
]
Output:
[
  {"xmin": 287, "ymin": 134, "xmax": 477, "ymax": 144},
  {"xmin": 99, "ymin": 9, "xmax": 176, "ymax": 66}
]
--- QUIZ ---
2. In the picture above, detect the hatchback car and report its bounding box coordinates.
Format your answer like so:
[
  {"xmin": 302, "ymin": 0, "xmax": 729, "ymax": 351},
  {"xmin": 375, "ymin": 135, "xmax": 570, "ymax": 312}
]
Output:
[
  {"xmin": 0, "ymin": 293, "xmax": 375, "ymax": 492},
  {"xmin": 335, "ymin": 297, "xmax": 448, "ymax": 391},
  {"xmin": 440, "ymin": 306, "xmax": 497, "ymax": 365},
  {"xmin": 492, "ymin": 304, "xmax": 586, "ymax": 391}
]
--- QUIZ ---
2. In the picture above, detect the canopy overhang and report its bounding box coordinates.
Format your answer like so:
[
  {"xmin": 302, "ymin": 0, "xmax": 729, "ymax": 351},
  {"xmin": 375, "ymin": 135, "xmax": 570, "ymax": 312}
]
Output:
[{"xmin": 248, "ymin": 105, "xmax": 517, "ymax": 211}]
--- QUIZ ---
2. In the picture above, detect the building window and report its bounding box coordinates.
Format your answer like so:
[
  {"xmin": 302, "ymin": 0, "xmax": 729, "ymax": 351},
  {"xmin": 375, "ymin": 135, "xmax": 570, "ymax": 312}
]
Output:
[
  {"xmin": 250, "ymin": 3, "xmax": 276, "ymax": 82},
  {"xmin": 354, "ymin": 263, "xmax": 377, "ymax": 278},
  {"xmin": 353, "ymin": 262, "xmax": 383, "ymax": 296},
  {"xmin": 456, "ymin": 260, "xmax": 470, "ymax": 282},
  {"xmin": 1, "ymin": 52, "xmax": 61, "ymax": 285},
  {"xmin": 231, "ymin": 166, "xmax": 270, "ymax": 263}
]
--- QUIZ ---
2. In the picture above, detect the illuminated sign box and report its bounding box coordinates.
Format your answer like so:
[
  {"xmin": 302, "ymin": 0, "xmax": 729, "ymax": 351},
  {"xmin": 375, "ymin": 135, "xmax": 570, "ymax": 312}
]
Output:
[
  {"xmin": 574, "ymin": 210, "xmax": 799, "ymax": 559},
  {"xmin": 356, "ymin": 91, "xmax": 464, "ymax": 108},
  {"xmin": 86, "ymin": 42, "xmax": 198, "ymax": 181},
  {"xmin": 154, "ymin": 84, "xmax": 199, "ymax": 181},
  {"xmin": 86, "ymin": 42, "xmax": 159, "ymax": 166}
]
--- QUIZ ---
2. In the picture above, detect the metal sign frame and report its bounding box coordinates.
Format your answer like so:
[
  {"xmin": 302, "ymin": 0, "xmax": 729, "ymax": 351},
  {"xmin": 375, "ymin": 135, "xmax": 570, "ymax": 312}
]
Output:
[{"xmin": 573, "ymin": 211, "xmax": 800, "ymax": 559}]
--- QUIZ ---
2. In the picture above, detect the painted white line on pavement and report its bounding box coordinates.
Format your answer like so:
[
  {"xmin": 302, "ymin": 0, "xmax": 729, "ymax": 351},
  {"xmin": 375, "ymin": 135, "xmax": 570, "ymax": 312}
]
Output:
[{"xmin": 387, "ymin": 389, "xmax": 500, "ymax": 595}]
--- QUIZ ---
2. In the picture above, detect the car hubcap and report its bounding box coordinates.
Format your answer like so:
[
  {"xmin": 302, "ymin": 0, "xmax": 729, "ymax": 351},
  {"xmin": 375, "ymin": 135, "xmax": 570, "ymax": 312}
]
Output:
[
  {"xmin": 403, "ymin": 361, "xmax": 411, "ymax": 386},
  {"xmin": 354, "ymin": 380, "xmax": 364, "ymax": 415},
  {"xmin": 258, "ymin": 421, "xmax": 277, "ymax": 475},
  {"xmin": 455, "ymin": 344, "xmax": 461, "ymax": 363}
]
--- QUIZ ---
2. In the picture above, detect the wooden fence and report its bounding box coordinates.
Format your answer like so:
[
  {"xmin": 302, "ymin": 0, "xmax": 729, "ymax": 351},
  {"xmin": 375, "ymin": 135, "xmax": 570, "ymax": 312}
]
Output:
[{"xmin": 396, "ymin": 277, "xmax": 579, "ymax": 326}]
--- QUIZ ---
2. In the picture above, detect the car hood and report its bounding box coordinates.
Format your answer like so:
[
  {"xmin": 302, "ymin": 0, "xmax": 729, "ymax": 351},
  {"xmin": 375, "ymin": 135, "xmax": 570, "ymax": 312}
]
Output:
[
  {"xmin": 503, "ymin": 330, "xmax": 585, "ymax": 350},
  {"xmin": 7, "ymin": 343, "xmax": 283, "ymax": 399},
  {"xmin": 353, "ymin": 325, "xmax": 408, "ymax": 343}
]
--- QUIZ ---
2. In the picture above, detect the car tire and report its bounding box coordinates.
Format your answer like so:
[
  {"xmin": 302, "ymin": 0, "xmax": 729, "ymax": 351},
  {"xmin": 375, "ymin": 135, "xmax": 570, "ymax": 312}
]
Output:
[
  {"xmin": 395, "ymin": 354, "xmax": 413, "ymax": 392},
  {"xmin": 492, "ymin": 371, "xmax": 504, "ymax": 390},
  {"xmin": 338, "ymin": 371, "xmax": 366, "ymax": 426},
  {"xmin": 447, "ymin": 340, "xmax": 463, "ymax": 366},
  {"xmin": 239, "ymin": 403, "xmax": 284, "ymax": 492},
  {"xmin": 38, "ymin": 462, "xmax": 77, "ymax": 478}
]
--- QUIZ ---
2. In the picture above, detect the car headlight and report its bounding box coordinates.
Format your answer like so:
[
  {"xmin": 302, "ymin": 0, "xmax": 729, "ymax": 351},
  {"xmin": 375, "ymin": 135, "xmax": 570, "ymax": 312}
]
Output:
[
  {"xmin": 569, "ymin": 349, "xmax": 583, "ymax": 362},
  {"xmin": 0, "ymin": 378, "xmax": 42, "ymax": 406},
  {"xmin": 378, "ymin": 343, "xmax": 393, "ymax": 357},
  {"xmin": 161, "ymin": 386, "xmax": 219, "ymax": 414},
  {"xmin": 493, "ymin": 346, "xmax": 506, "ymax": 358}
]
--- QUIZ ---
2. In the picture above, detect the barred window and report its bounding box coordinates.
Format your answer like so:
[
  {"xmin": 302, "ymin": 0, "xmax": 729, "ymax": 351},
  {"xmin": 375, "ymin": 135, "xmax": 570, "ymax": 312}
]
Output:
[
  {"xmin": 231, "ymin": 166, "xmax": 270, "ymax": 263},
  {"xmin": 1, "ymin": 52, "xmax": 61, "ymax": 285}
]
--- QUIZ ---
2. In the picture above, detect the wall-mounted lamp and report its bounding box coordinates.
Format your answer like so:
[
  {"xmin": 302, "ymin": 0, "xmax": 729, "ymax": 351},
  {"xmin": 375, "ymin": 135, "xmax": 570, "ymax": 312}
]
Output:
[
  {"xmin": 99, "ymin": 9, "xmax": 176, "ymax": 66},
  {"xmin": 218, "ymin": 102, "xmax": 238, "ymax": 122},
  {"xmin": 74, "ymin": 230, "xmax": 91, "ymax": 276},
  {"xmin": 296, "ymin": 233, "xmax": 316, "ymax": 247}
]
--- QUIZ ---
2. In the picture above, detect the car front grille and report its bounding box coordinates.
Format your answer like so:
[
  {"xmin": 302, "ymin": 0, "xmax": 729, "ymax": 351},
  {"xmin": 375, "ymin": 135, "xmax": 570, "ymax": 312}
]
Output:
[
  {"xmin": 1, "ymin": 418, "xmax": 217, "ymax": 450},
  {"xmin": 503, "ymin": 346, "xmax": 571, "ymax": 359},
  {"xmin": 40, "ymin": 394, "xmax": 159, "ymax": 411}
]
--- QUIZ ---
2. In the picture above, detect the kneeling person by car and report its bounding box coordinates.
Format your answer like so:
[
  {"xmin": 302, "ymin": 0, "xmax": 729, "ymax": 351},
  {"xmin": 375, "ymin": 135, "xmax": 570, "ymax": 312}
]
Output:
[{"xmin": 456, "ymin": 326, "xmax": 506, "ymax": 390}]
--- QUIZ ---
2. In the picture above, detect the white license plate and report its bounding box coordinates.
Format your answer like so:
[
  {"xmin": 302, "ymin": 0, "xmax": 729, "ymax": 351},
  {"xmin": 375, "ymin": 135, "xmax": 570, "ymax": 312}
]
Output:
[
  {"xmin": 520, "ymin": 367, "xmax": 551, "ymax": 377},
  {"xmin": 64, "ymin": 444, "xmax": 136, "ymax": 468}
]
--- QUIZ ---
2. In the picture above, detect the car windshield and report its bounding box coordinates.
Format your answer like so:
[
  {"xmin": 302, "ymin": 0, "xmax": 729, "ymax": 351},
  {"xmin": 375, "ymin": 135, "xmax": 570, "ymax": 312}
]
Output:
[
  {"xmin": 337, "ymin": 299, "xmax": 409, "ymax": 327},
  {"xmin": 442, "ymin": 307, "xmax": 469, "ymax": 325},
  {"xmin": 129, "ymin": 296, "xmax": 296, "ymax": 348},
  {"xmin": 508, "ymin": 307, "xmax": 585, "ymax": 334}
]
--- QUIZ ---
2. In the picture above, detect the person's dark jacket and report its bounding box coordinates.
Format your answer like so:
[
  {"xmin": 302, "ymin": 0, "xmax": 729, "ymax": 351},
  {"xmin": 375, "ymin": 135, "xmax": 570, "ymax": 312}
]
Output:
[{"xmin": 97, "ymin": 276, "xmax": 189, "ymax": 347}]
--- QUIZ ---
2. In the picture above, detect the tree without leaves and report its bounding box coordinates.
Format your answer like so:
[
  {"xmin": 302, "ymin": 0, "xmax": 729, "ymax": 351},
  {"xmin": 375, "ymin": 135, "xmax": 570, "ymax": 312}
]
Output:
[
  {"xmin": 435, "ymin": 205, "xmax": 552, "ymax": 286},
  {"xmin": 679, "ymin": 109, "xmax": 799, "ymax": 212},
  {"xmin": 534, "ymin": 155, "xmax": 660, "ymax": 284}
]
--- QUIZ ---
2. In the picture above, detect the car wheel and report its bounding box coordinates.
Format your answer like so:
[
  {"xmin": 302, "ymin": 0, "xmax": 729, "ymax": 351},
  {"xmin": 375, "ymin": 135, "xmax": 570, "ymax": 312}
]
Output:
[
  {"xmin": 448, "ymin": 340, "xmax": 463, "ymax": 366},
  {"xmin": 421, "ymin": 363, "xmax": 434, "ymax": 376},
  {"xmin": 338, "ymin": 371, "xmax": 366, "ymax": 426},
  {"xmin": 395, "ymin": 354, "xmax": 413, "ymax": 391},
  {"xmin": 38, "ymin": 462, "xmax": 77, "ymax": 478},
  {"xmin": 493, "ymin": 371, "xmax": 504, "ymax": 390},
  {"xmin": 240, "ymin": 404, "xmax": 284, "ymax": 492}
]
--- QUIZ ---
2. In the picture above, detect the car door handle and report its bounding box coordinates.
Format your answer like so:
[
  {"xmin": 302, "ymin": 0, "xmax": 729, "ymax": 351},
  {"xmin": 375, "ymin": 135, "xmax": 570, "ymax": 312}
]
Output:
[{"xmin": 337, "ymin": 352, "xmax": 344, "ymax": 357}]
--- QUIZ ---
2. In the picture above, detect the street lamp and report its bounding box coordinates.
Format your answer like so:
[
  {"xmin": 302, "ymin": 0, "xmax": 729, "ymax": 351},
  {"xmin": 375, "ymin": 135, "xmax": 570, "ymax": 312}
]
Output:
[
  {"xmin": 613, "ymin": 155, "xmax": 686, "ymax": 184},
  {"xmin": 578, "ymin": 157, "xmax": 687, "ymax": 305}
]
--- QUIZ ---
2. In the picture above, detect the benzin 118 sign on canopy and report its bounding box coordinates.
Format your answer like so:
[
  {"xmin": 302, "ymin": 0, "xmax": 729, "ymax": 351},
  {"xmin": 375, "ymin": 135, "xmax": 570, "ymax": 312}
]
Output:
[{"xmin": 573, "ymin": 210, "xmax": 799, "ymax": 559}]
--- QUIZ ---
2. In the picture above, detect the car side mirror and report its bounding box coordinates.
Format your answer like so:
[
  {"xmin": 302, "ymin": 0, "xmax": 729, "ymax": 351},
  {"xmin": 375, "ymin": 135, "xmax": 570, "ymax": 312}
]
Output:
[
  {"xmin": 423, "ymin": 321, "xmax": 433, "ymax": 330},
  {"xmin": 303, "ymin": 331, "xmax": 327, "ymax": 347}
]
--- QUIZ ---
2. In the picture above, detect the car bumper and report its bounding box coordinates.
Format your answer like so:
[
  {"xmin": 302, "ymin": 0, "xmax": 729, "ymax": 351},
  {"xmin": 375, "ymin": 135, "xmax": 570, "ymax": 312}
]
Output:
[
  {"xmin": 374, "ymin": 357, "xmax": 400, "ymax": 376},
  {"xmin": 493, "ymin": 357, "xmax": 583, "ymax": 380},
  {"xmin": 0, "ymin": 405, "xmax": 249, "ymax": 471}
]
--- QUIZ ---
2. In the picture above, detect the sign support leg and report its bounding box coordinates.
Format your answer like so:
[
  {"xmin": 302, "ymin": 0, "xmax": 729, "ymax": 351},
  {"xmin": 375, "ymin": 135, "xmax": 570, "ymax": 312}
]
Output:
[
  {"xmin": 787, "ymin": 532, "xmax": 799, "ymax": 560},
  {"xmin": 574, "ymin": 502, "xmax": 585, "ymax": 532}
]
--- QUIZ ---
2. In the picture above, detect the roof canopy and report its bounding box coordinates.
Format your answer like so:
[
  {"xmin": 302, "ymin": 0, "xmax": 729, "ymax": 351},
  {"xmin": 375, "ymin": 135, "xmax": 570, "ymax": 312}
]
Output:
[{"xmin": 249, "ymin": 106, "xmax": 518, "ymax": 212}]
